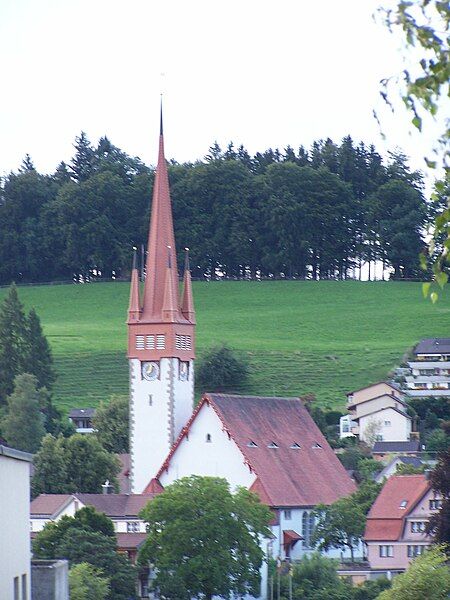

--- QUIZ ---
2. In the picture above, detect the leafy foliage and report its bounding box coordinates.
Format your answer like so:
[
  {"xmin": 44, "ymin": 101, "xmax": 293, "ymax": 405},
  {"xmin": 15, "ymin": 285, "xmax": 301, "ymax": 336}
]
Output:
[
  {"xmin": 1, "ymin": 373, "xmax": 46, "ymax": 452},
  {"xmin": 379, "ymin": 1, "xmax": 449, "ymax": 300},
  {"xmin": 377, "ymin": 546, "xmax": 450, "ymax": 600},
  {"xmin": 93, "ymin": 395, "xmax": 129, "ymax": 453},
  {"xmin": 0, "ymin": 134, "xmax": 429, "ymax": 285},
  {"xmin": 196, "ymin": 344, "xmax": 249, "ymax": 392},
  {"xmin": 312, "ymin": 481, "xmax": 381, "ymax": 561},
  {"xmin": 139, "ymin": 476, "xmax": 272, "ymax": 600},
  {"xmin": 69, "ymin": 563, "xmax": 110, "ymax": 600},
  {"xmin": 429, "ymin": 449, "xmax": 450, "ymax": 546},
  {"xmin": 0, "ymin": 283, "xmax": 27, "ymax": 402},
  {"xmin": 33, "ymin": 507, "xmax": 135, "ymax": 600},
  {"xmin": 31, "ymin": 433, "xmax": 120, "ymax": 494}
]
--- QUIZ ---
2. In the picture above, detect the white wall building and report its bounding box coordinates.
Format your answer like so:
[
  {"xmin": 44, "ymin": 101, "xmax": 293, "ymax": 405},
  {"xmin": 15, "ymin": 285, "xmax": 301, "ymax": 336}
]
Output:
[
  {"xmin": 405, "ymin": 338, "xmax": 450, "ymax": 397},
  {"xmin": 0, "ymin": 445, "xmax": 33, "ymax": 600},
  {"xmin": 340, "ymin": 382, "xmax": 412, "ymax": 445}
]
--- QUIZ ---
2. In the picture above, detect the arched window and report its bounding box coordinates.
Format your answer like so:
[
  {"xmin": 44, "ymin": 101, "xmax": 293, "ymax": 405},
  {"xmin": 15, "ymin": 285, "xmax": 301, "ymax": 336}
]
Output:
[
  {"xmin": 302, "ymin": 511, "xmax": 315, "ymax": 548},
  {"xmin": 206, "ymin": 433, "xmax": 212, "ymax": 443}
]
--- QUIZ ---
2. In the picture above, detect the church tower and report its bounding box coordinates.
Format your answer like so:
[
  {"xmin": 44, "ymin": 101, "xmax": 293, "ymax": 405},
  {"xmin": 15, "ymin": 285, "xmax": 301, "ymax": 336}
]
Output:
[{"xmin": 127, "ymin": 108, "xmax": 195, "ymax": 494}]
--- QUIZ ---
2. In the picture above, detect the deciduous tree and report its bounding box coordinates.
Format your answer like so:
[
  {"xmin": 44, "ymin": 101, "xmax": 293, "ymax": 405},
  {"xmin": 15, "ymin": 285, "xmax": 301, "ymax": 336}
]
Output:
[
  {"xmin": 139, "ymin": 476, "xmax": 272, "ymax": 600},
  {"xmin": 69, "ymin": 563, "xmax": 109, "ymax": 600},
  {"xmin": 93, "ymin": 395, "xmax": 129, "ymax": 453}
]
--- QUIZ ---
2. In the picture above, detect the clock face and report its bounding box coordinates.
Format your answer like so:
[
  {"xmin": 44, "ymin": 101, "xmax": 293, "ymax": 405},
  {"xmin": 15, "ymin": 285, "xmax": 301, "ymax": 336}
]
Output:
[
  {"xmin": 179, "ymin": 361, "xmax": 189, "ymax": 381},
  {"xmin": 142, "ymin": 361, "xmax": 159, "ymax": 381}
]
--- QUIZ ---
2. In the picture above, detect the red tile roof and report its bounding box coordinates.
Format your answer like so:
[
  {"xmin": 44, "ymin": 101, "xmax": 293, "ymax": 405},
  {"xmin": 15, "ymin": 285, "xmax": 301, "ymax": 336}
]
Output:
[
  {"xmin": 30, "ymin": 494, "xmax": 73, "ymax": 517},
  {"xmin": 157, "ymin": 394, "xmax": 355, "ymax": 507},
  {"xmin": 30, "ymin": 493, "xmax": 154, "ymax": 518},
  {"xmin": 116, "ymin": 533, "xmax": 147, "ymax": 550},
  {"xmin": 364, "ymin": 475, "xmax": 430, "ymax": 542}
]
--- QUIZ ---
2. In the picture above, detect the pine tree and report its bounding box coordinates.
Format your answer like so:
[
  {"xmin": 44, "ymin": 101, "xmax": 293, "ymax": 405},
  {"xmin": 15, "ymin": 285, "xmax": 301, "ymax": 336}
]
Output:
[
  {"xmin": 24, "ymin": 307, "xmax": 56, "ymax": 390},
  {"xmin": 70, "ymin": 132, "xmax": 95, "ymax": 181},
  {"xmin": 1, "ymin": 373, "xmax": 46, "ymax": 453},
  {"xmin": 0, "ymin": 283, "xmax": 28, "ymax": 403},
  {"xmin": 19, "ymin": 153, "xmax": 36, "ymax": 172}
]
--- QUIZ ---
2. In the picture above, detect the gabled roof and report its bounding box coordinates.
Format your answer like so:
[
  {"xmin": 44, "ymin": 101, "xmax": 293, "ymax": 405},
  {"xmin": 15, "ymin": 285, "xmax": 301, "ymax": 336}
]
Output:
[
  {"xmin": 68, "ymin": 408, "xmax": 95, "ymax": 419},
  {"xmin": 346, "ymin": 381, "xmax": 402, "ymax": 397},
  {"xmin": 367, "ymin": 475, "xmax": 429, "ymax": 520},
  {"xmin": 30, "ymin": 493, "xmax": 154, "ymax": 519},
  {"xmin": 347, "ymin": 393, "xmax": 407, "ymax": 411},
  {"xmin": 365, "ymin": 475, "xmax": 430, "ymax": 542},
  {"xmin": 375, "ymin": 455, "xmax": 424, "ymax": 482},
  {"xmin": 156, "ymin": 394, "xmax": 356, "ymax": 507},
  {"xmin": 352, "ymin": 405, "xmax": 411, "ymax": 422},
  {"xmin": 414, "ymin": 338, "xmax": 450, "ymax": 355},
  {"xmin": 372, "ymin": 440, "xmax": 420, "ymax": 454}
]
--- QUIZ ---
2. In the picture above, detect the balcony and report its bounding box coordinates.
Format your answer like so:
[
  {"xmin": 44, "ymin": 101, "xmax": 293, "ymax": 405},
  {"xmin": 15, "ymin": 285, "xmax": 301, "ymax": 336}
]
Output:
[{"xmin": 409, "ymin": 360, "xmax": 450, "ymax": 370}]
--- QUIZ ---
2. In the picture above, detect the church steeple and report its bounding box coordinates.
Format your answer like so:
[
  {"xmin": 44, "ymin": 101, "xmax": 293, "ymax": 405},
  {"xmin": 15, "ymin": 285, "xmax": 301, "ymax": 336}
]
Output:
[
  {"xmin": 127, "ymin": 106, "xmax": 196, "ymax": 493},
  {"xmin": 140, "ymin": 103, "xmax": 182, "ymax": 322}
]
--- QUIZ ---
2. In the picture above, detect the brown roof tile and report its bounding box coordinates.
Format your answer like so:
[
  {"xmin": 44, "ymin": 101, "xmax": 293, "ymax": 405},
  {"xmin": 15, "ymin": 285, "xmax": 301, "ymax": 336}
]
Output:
[{"xmin": 158, "ymin": 394, "xmax": 355, "ymax": 507}]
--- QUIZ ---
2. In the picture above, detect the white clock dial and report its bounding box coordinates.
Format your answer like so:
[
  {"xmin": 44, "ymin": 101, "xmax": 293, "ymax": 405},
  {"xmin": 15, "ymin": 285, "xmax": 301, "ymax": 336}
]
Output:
[{"xmin": 142, "ymin": 361, "xmax": 159, "ymax": 381}]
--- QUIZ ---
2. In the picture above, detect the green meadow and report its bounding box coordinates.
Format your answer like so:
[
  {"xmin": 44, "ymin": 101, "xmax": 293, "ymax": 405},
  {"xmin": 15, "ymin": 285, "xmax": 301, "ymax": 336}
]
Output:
[{"xmin": 1, "ymin": 280, "xmax": 449, "ymax": 413}]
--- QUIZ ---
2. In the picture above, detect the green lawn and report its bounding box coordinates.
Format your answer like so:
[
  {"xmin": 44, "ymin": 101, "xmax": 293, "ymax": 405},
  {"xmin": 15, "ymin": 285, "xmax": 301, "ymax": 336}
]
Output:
[{"xmin": 1, "ymin": 280, "xmax": 449, "ymax": 412}]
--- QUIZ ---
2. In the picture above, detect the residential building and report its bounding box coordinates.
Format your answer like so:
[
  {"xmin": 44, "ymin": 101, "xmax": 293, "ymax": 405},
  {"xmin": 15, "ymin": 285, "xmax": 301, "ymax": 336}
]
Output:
[
  {"xmin": 147, "ymin": 393, "xmax": 356, "ymax": 563},
  {"xmin": 30, "ymin": 493, "xmax": 152, "ymax": 562},
  {"xmin": 375, "ymin": 456, "xmax": 425, "ymax": 483},
  {"xmin": 0, "ymin": 445, "xmax": 33, "ymax": 600},
  {"xmin": 364, "ymin": 474, "xmax": 437, "ymax": 571},
  {"xmin": 405, "ymin": 338, "xmax": 450, "ymax": 397},
  {"xmin": 372, "ymin": 440, "xmax": 421, "ymax": 461},
  {"xmin": 341, "ymin": 382, "xmax": 412, "ymax": 445},
  {"xmin": 68, "ymin": 408, "xmax": 95, "ymax": 433}
]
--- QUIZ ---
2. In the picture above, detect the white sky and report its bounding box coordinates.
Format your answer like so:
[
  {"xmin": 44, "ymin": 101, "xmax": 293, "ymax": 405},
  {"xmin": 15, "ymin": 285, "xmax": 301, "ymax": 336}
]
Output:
[{"xmin": 0, "ymin": 0, "xmax": 443, "ymax": 180}]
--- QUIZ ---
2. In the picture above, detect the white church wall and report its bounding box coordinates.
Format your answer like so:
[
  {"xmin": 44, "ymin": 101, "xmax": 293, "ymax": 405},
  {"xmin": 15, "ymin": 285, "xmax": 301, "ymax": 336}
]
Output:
[{"xmin": 159, "ymin": 402, "xmax": 256, "ymax": 490}]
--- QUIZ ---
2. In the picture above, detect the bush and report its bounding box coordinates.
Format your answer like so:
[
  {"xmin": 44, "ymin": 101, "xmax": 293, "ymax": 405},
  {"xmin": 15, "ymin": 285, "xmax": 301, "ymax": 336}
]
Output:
[{"xmin": 196, "ymin": 345, "xmax": 249, "ymax": 392}]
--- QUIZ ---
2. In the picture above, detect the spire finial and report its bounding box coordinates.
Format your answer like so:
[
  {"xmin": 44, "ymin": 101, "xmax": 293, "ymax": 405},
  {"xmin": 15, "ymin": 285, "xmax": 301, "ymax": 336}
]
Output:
[
  {"xmin": 184, "ymin": 247, "xmax": 190, "ymax": 272},
  {"xmin": 160, "ymin": 95, "xmax": 163, "ymax": 136}
]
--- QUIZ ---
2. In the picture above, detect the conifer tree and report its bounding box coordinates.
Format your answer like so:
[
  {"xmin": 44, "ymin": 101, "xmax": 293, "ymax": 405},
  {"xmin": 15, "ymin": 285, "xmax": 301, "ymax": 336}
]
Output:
[
  {"xmin": 0, "ymin": 283, "xmax": 27, "ymax": 403},
  {"xmin": 1, "ymin": 373, "xmax": 46, "ymax": 453},
  {"xmin": 70, "ymin": 132, "xmax": 95, "ymax": 182},
  {"xmin": 24, "ymin": 307, "xmax": 56, "ymax": 390}
]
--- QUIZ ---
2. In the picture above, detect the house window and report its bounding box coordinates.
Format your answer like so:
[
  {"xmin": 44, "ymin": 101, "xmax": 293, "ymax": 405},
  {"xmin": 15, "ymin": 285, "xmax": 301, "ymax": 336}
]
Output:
[
  {"xmin": 375, "ymin": 434, "xmax": 383, "ymax": 442},
  {"xmin": 384, "ymin": 420, "xmax": 391, "ymax": 427},
  {"xmin": 127, "ymin": 522, "xmax": 140, "ymax": 533},
  {"xmin": 399, "ymin": 500, "xmax": 408, "ymax": 509},
  {"xmin": 284, "ymin": 510, "xmax": 292, "ymax": 520},
  {"xmin": 21, "ymin": 574, "xmax": 27, "ymax": 600},
  {"xmin": 379, "ymin": 545, "xmax": 393, "ymax": 557},
  {"xmin": 14, "ymin": 577, "xmax": 19, "ymax": 600},
  {"xmin": 407, "ymin": 545, "xmax": 425, "ymax": 558},
  {"xmin": 429, "ymin": 499, "xmax": 442, "ymax": 510},
  {"xmin": 290, "ymin": 443, "xmax": 301, "ymax": 449},
  {"xmin": 206, "ymin": 434, "xmax": 212, "ymax": 443},
  {"xmin": 149, "ymin": 395, "xmax": 153, "ymax": 406},
  {"xmin": 411, "ymin": 521, "xmax": 427, "ymax": 533},
  {"xmin": 247, "ymin": 441, "xmax": 258, "ymax": 448},
  {"xmin": 302, "ymin": 511, "xmax": 315, "ymax": 548},
  {"xmin": 267, "ymin": 442, "xmax": 278, "ymax": 449},
  {"xmin": 156, "ymin": 335, "xmax": 165, "ymax": 349},
  {"xmin": 136, "ymin": 335, "xmax": 145, "ymax": 350},
  {"xmin": 146, "ymin": 335, "xmax": 155, "ymax": 349}
]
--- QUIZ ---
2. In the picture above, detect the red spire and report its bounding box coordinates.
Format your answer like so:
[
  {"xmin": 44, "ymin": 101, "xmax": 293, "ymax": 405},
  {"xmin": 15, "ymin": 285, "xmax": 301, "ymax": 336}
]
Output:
[
  {"xmin": 162, "ymin": 246, "xmax": 179, "ymax": 322},
  {"xmin": 141, "ymin": 106, "xmax": 181, "ymax": 322},
  {"xmin": 181, "ymin": 248, "xmax": 195, "ymax": 323},
  {"xmin": 128, "ymin": 248, "xmax": 141, "ymax": 321}
]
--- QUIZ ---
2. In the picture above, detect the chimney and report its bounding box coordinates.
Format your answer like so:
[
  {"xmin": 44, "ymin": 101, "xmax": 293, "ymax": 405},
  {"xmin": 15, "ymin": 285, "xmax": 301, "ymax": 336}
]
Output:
[{"xmin": 102, "ymin": 480, "xmax": 114, "ymax": 495}]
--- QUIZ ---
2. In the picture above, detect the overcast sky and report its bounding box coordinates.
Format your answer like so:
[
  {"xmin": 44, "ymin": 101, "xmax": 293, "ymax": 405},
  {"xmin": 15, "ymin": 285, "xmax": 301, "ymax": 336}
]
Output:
[{"xmin": 0, "ymin": 0, "xmax": 441, "ymax": 180}]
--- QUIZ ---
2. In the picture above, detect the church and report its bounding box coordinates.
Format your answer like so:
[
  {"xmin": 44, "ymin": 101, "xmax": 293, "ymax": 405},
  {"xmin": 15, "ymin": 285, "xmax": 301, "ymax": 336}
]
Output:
[{"xmin": 31, "ymin": 110, "xmax": 356, "ymax": 599}]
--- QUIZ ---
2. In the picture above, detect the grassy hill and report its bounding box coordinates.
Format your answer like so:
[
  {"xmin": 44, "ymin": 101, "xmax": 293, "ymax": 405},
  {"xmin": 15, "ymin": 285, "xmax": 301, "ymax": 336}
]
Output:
[{"xmin": 1, "ymin": 280, "xmax": 449, "ymax": 413}]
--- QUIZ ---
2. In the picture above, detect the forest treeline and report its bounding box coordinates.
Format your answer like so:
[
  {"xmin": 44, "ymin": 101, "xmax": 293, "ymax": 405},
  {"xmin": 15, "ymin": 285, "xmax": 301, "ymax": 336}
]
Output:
[{"xmin": 0, "ymin": 133, "xmax": 434, "ymax": 284}]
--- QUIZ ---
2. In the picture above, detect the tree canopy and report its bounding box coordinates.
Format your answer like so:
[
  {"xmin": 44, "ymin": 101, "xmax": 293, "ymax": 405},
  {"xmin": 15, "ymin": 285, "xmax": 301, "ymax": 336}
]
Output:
[
  {"xmin": 139, "ymin": 475, "xmax": 272, "ymax": 600},
  {"xmin": 0, "ymin": 134, "xmax": 430, "ymax": 285}
]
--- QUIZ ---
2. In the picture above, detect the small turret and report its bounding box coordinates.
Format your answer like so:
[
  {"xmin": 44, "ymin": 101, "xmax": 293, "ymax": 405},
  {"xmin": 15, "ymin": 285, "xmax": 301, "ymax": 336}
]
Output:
[
  {"xmin": 128, "ymin": 247, "xmax": 141, "ymax": 322},
  {"xmin": 181, "ymin": 248, "xmax": 195, "ymax": 323}
]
